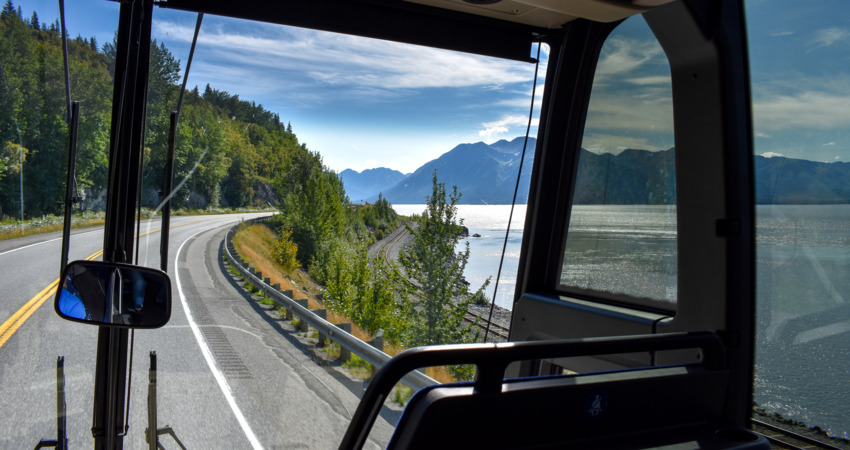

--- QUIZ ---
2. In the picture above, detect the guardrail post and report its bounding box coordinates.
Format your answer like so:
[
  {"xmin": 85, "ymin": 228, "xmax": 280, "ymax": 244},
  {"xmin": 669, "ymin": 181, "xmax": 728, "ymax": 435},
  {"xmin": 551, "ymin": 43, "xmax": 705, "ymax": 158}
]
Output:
[
  {"xmin": 273, "ymin": 282, "xmax": 280, "ymax": 291},
  {"xmin": 369, "ymin": 329, "xmax": 384, "ymax": 352},
  {"xmin": 264, "ymin": 277, "xmax": 271, "ymax": 286},
  {"xmin": 337, "ymin": 322, "xmax": 352, "ymax": 363},
  {"xmin": 283, "ymin": 290, "xmax": 294, "ymax": 320},
  {"xmin": 314, "ymin": 309, "xmax": 327, "ymax": 347},
  {"xmin": 294, "ymin": 299, "xmax": 309, "ymax": 332}
]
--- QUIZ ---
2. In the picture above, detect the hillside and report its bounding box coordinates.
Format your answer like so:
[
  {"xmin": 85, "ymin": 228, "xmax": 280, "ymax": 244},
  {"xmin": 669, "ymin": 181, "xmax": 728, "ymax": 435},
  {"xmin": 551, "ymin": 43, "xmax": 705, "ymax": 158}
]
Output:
[
  {"xmin": 339, "ymin": 168, "xmax": 407, "ymax": 203},
  {"xmin": 358, "ymin": 139, "xmax": 850, "ymax": 205},
  {"xmin": 378, "ymin": 137, "xmax": 536, "ymax": 204},
  {"xmin": 755, "ymin": 155, "xmax": 850, "ymax": 204}
]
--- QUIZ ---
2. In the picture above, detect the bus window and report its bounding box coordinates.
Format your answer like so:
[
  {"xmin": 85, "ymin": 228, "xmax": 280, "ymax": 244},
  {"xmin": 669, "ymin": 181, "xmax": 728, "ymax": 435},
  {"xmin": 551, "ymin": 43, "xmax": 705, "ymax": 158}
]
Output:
[
  {"xmin": 558, "ymin": 15, "xmax": 676, "ymax": 307},
  {"xmin": 746, "ymin": 0, "xmax": 850, "ymax": 441}
]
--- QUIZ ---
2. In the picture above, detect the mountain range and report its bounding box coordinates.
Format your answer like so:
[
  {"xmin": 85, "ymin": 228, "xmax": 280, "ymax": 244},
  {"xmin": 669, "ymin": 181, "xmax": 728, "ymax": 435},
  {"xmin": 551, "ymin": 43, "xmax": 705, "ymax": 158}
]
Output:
[
  {"xmin": 339, "ymin": 167, "xmax": 408, "ymax": 203},
  {"xmin": 342, "ymin": 138, "xmax": 850, "ymax": 205}
]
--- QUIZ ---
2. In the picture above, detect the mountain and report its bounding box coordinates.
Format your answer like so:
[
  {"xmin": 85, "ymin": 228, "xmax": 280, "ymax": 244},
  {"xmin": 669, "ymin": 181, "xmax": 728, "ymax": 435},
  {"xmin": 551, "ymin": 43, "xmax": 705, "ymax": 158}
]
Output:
[
  {"xmin": 339, "ymin": 167, "xmax": 408, "ymax": 203},
  {"xmin": 755, "ymin": 155, "xmax": 850, "ymax": 204},
  {"xmin": 377, "ymin": 137, "xmax": 537, "ymax": 204},
  {"xmin": 349, "ymin": 138, "xmax": 850, "ymax": 206},
  {"xmin": 573, "ymin": 148, "xmax": 676, "ymax": 205}
]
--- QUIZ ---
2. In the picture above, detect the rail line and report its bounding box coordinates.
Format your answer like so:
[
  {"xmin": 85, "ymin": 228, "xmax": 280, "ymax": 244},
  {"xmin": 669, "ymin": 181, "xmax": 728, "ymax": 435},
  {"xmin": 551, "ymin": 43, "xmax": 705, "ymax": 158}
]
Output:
[
  {"xmin": 464, "ymin": 310, "xmax": 510, "ymax": 342},
  {"xmin": 751, "ymin": 419, "xmax": 847, "ymax": 450},
  {"xmin": 377, "ymin": 224, "xmax": 408, "ymax": 265}
]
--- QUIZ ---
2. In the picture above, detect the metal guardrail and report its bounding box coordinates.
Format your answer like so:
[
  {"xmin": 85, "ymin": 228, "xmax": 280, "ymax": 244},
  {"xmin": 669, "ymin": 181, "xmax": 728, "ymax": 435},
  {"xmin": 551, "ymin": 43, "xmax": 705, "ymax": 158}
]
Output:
[{"xmin": 223, "ymin": 217, "xmax": 438, "ymax": 392}]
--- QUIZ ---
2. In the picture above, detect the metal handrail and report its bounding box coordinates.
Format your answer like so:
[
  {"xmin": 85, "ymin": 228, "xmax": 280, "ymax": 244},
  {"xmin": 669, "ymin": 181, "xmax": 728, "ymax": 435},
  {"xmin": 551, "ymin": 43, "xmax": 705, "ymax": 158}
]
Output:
[{"xmin": 223, "ymin": 219, "xmax": 438, "ymax": 392}]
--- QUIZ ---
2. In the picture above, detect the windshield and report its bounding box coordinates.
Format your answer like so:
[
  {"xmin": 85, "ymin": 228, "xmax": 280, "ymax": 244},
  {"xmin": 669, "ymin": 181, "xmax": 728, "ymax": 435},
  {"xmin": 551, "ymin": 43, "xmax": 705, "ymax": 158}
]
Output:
[
  {"xmin": 1, "ymin": 1, "xmax": 537, "ymax": 446},
  {"xmin": 2, "ymin": 0, "xmax": 850, "ymax": 447}
]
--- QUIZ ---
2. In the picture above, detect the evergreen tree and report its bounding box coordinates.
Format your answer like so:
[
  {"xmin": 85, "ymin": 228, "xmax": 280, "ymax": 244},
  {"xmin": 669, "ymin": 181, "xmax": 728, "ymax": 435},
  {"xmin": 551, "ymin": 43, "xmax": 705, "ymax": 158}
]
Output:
[
  {"xmin": 1, "ymin": 1, "xmax": 15, "ymax": 19},
  {"xmin": 398, "ymin": 171, "xmax": 489, "ymax": 347}
]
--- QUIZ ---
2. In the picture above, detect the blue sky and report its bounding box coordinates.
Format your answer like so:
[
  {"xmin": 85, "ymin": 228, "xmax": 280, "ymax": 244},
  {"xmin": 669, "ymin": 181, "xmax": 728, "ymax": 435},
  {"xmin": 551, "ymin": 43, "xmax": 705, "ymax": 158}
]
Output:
[{"xmin": 17, "ymin": 0, "xmax": 850, "ymax": 172}]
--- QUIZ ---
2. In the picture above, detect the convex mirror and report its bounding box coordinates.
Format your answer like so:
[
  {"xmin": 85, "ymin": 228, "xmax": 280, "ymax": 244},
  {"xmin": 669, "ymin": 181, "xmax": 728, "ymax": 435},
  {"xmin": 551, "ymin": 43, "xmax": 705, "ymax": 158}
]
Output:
[{"xmin": 54, "ymin": 260, "xmax": 172, "ymax": 328}]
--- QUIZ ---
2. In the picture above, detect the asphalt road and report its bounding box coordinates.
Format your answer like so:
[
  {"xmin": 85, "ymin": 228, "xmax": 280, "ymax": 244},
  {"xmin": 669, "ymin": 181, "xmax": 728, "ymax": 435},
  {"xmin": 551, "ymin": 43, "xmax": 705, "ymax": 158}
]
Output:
[{"xmin": 0, "ymin": 214, "xmax": 396, "ymax": 449}]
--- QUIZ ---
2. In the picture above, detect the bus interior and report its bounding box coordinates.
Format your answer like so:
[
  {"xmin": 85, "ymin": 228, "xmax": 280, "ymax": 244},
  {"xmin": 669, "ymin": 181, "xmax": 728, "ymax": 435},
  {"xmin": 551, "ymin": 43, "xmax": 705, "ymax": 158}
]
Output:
[{"xmin": 2, "ymin": 0, "xmax": 849, "ymax": 448}]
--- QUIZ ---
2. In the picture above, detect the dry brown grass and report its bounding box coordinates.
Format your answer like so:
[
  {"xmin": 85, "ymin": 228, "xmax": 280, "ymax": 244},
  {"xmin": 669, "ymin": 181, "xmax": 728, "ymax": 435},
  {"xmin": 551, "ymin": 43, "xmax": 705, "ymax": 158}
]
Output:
[
  {"xmin": 232, "ymin": 223, "xmax": 471, "ymax": 385},
  {"xmin": 232, "ymin": 223, "xmax": 375, "ymax": 342},
  {"xmin": 425, "ymin": 366, "xmax": 455, "ymax": 384}
]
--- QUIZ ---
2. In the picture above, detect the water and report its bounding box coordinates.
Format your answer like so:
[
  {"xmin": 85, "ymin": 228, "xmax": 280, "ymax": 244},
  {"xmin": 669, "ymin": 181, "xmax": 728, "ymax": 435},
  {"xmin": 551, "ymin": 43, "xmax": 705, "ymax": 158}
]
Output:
[
  {"xmin": 754, "ymin": 205, "xmax": 850, "ymax": 439},
  {"xmin": 393, "ymin": 203, "xmax": 850, "ymax": 439},
  {"xmin": 393, "ymin": 204, "xmax": 526, "ymax": 309}
]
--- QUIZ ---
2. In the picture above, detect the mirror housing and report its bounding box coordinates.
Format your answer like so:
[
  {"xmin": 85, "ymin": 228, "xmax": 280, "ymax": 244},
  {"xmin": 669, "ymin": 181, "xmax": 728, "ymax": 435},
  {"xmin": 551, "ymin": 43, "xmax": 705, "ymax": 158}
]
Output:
[{"xmin": 54, "ymin": 260, "xmax": 172, "ymax": 328}]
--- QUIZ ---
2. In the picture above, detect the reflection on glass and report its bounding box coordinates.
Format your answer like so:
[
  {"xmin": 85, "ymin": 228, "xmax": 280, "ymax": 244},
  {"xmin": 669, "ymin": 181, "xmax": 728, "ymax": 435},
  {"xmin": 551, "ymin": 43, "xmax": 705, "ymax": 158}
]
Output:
[
  {"xmin": 559, "ymin": 15, "xmax": 677, "ymax": 304},
  {"xmin": 55, "ymin": 261, "xmax": 171, "ymax": 328}
]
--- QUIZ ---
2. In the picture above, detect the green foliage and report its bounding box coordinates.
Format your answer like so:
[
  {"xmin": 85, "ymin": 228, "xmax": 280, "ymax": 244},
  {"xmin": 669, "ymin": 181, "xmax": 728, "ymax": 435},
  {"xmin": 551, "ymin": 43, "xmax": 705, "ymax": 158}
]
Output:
[
  {"xmin": 310, "ymin": 236, "xmax": 409, "ymax": 344},
  {"xmin": 398, "ymin": 171, "xmax": 489, "ymax": 347},
  {"xmin": 392, "ymin": 384, "xmax": 413, "ymax": 406},
  {"xmin": 448, "ymin": 364, "xmax": 477, "ymax": 382},
  {"xmin": 271, "ymin": 146, "xmax": 351, "ymax": 267},
  {"xmin": 1, "ymin": 4, "xmax": 301, "ymax": 219},
  {"xmin": 1, "ymin": 5, "xmax": 109, "ymax": 217},
  {"xmin": 0, "ymin": 141, "xmax": 26, "ymax": 182},
  {"xmin": 357, "ymin": 193, "xmax": 400, "ymax": 241},
  {"xmin": 472, "ymin": 290, "xmax": 489, "ymax": 306},
  {"xmin": 342, "ymin": 354, "xmax": 372, "ymax": 372},
  {"xmin": 273, "ymin": 227, "xmax": 300, "ymax": 272}
]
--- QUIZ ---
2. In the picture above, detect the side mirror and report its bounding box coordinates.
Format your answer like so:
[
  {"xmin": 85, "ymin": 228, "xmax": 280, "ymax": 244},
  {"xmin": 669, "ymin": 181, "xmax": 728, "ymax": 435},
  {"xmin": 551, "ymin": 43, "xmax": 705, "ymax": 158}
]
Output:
[{"xmin": 54, "ymin": 260, "xmax": 172, "ymax": 328}]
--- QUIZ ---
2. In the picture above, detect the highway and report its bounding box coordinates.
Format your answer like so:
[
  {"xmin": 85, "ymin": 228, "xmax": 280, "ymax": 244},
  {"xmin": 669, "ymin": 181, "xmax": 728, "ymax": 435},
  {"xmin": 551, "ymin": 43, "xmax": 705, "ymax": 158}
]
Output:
[{"xmin": 0, "ymin": 214, "xmax": 396, "ymax": 448}]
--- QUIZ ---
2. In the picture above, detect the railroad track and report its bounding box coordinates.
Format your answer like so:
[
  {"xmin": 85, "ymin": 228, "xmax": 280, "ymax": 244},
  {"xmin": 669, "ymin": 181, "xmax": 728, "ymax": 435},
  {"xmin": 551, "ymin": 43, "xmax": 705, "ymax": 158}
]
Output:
[
  {"xmin": 378, "ymin": 224, "xmax": 408, "ymax": 264},
  {"xmin": 377, "ymin": 223, "xmax": 511, "ymax": 342},
  {"xmin": 464, "ymin": 310, "xmax": 510, "ymax": 342},
  {"xmin": 751, "ymin": 419, "xmax": 848, "ymax": 450}
]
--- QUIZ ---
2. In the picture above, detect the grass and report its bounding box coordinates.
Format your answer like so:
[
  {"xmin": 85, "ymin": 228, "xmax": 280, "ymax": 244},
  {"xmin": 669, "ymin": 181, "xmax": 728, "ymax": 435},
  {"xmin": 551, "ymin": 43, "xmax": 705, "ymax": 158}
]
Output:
[
  {"xmin": 232, "ymin": 223, "xmax": 375, "ymax": 342},
  {"xmin": 392, "ymin": 384, "xmax": 413, "ymax": 405},
  {"xmin": 424, "ymin": 366, "xmax": 456, "ymax": 384},
  {"xmin": 342, "ymin": 354, "xmax": 373, "ymax": 379},
  {"xmin": 0, "ymin": 213, "xmax": 105, "ymax": 241},
  {"xmin": 231, "ymin": 222, "xmax": 474, "ymax": 386}
]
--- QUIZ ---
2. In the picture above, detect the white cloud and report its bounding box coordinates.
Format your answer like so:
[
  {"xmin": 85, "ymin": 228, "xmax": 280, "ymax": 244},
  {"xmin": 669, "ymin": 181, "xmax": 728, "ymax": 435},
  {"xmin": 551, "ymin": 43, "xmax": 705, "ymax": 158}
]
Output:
[
  {"xmin": 154, "ymin": 20, "xmax": 533, "ymax": 92},
  {"xmin": 627, "ymin": 75, "xmax": 671, "ymax": 85},
  {"xmin": 810, "ymin": 27, "xmax": 850, "ymax": 49},
  {"xmin": 760, "ymin": 152, "xmax": 784, "ymax": 158},
  {"xmin": 755, "ymin": 132, "xmax": 771, "ymax": 138},
  {"xmin": 753, "ymin": 88, "xmax": 850, "ymax": 131},
  {"xmin": 585, "ymin": 88, "xmax": 674, "ymax": 134},
  {"xmin": 835, "ymin": 156, "xmax": 841, "ymax": 161},
  {"xmin": 582, "ymin": 133, "xmax": 665, "ymax": 154},
  {"xmin": 479, "ymin": 126, "xmax": 509, "ymax": 140},
  {"xmin": 595, "ymin": 37, "xmax": 664, "ymax": 79},
  {"xmin": 823, "ymin": 142, "xmax": 836, "ymax": 146},
  {"xmin": 770, "ymin": 31, "xmax": 795, "ymax": 37},
  {"xmin": 478, "ymin": 115, "xmax": 538, "ymax": 141}
]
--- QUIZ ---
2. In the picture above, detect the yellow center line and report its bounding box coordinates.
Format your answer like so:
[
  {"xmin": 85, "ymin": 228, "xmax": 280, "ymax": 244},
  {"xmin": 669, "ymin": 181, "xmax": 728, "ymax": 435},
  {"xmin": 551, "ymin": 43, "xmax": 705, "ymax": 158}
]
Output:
[
  {"xmin": 0, "ymin": 249, "xmax": 103, "ymax": 349},
  {"xmin": 0, "ymin": 216, "xmax": 228, "ymax": 351}
]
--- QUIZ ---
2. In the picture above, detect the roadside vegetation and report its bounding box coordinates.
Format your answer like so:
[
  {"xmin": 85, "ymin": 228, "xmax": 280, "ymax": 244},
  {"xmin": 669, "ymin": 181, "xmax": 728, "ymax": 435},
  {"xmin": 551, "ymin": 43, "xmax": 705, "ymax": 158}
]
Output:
[
  {"xmin": 233, "ymin": 172, "xmax": 488, "ymax": 386},
  {"xmin": 0, "ymin": 206, "xmax": 273, "ymax": 241},
  {"xmin": 2, "ymin": 3, "xmax": 315, "ymax": 221}
]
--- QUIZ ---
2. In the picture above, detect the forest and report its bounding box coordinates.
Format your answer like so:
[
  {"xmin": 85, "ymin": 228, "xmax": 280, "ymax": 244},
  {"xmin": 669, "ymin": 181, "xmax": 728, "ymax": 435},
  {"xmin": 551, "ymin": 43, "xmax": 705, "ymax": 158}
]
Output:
[{"xmin": 0, "ymin": 1, "xmax": 326, "ymax": 219}]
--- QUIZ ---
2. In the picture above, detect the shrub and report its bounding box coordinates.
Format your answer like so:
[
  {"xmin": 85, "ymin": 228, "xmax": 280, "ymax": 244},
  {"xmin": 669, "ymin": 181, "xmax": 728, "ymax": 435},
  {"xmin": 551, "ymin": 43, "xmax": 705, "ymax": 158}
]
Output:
[{"xmin": 273, "ymin": 227, "xmax": 300, "ymax": 271}]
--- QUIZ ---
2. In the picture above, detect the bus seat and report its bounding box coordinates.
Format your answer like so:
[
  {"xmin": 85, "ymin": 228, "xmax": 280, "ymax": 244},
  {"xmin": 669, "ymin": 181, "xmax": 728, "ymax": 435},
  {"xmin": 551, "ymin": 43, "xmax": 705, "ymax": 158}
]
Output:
[{"xmin": 339, "ymin": 333, "xmax": 770, "ymax": 450}]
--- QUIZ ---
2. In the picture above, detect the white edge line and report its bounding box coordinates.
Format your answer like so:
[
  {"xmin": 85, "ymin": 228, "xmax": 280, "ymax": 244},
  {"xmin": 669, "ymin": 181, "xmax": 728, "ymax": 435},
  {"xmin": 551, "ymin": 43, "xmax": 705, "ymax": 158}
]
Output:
[
  {"xmin": 175, "ymin": 227, "xmax": 264, "ymax": 450},
  {"xmin": 0, "ymin": 229, "xmax": 101, "ymax": 257}
]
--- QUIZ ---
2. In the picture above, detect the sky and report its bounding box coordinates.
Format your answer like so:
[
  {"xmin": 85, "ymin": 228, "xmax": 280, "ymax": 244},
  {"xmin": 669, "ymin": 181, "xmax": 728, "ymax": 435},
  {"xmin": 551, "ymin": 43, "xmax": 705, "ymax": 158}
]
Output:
[{"xmin": 16, "ymin": 0, "xmax": 850, "ymax": 172}]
